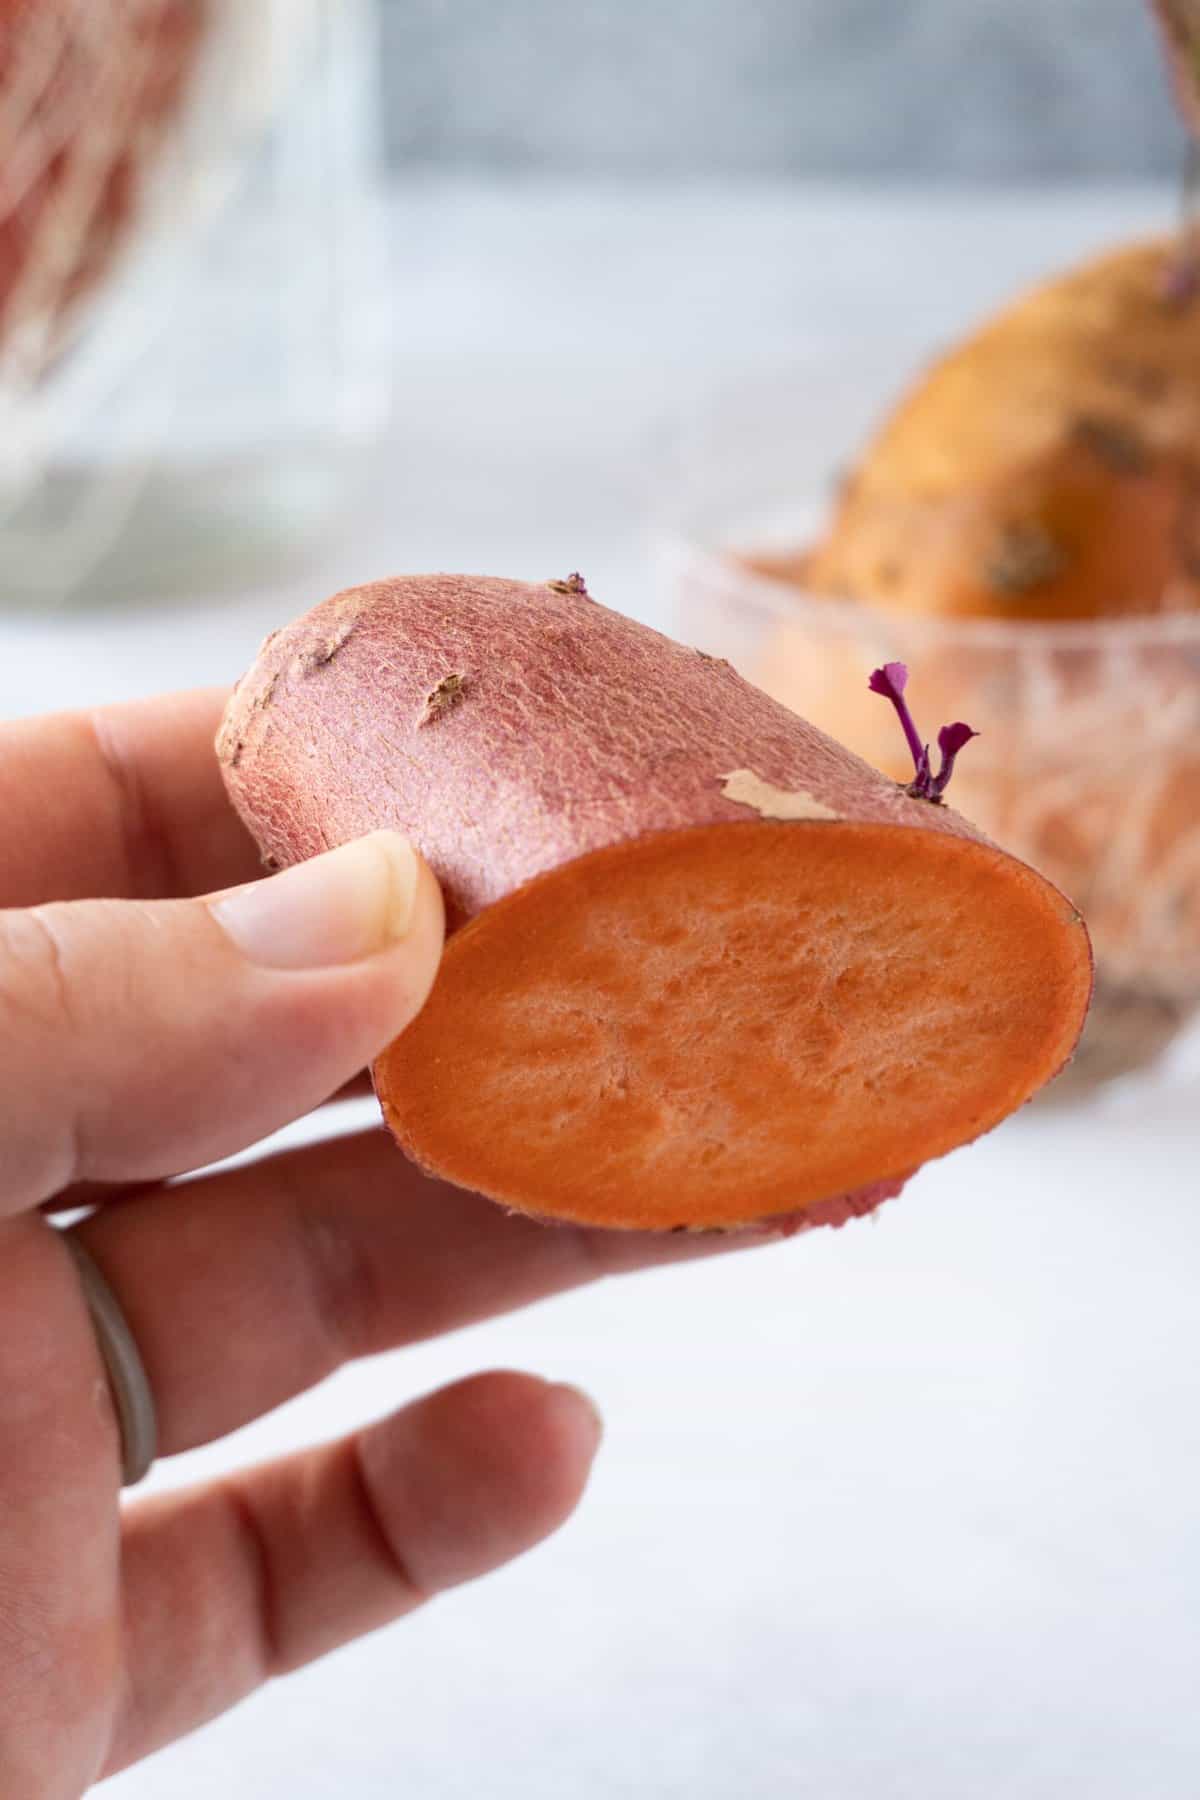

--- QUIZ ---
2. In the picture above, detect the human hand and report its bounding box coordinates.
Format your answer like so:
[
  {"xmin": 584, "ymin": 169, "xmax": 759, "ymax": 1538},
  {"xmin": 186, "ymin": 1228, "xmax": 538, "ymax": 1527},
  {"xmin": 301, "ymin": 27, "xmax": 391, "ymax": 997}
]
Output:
[{"xmin": 0, "ymin": 690, "xmax": 756, "ymax": 1795}]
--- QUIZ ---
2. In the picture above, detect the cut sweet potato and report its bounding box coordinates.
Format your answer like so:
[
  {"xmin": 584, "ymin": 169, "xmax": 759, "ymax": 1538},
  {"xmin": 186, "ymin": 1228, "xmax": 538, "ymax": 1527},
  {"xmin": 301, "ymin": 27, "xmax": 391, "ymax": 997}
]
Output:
[{"xmin": 218, "ymin": 574, "xmax": 1092, "ymax": 1232}]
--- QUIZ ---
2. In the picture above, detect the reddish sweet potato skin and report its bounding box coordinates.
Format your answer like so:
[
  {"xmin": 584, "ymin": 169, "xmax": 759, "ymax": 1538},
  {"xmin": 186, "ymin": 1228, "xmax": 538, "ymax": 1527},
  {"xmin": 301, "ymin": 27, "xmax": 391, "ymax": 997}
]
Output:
[
  {"xmin": 218, "ymin": 573, "xmax": 1004, "ymax": 928},
  {"xmin": 219, "ymin": 574, "xmax": 1093, "ymax": 1231}
]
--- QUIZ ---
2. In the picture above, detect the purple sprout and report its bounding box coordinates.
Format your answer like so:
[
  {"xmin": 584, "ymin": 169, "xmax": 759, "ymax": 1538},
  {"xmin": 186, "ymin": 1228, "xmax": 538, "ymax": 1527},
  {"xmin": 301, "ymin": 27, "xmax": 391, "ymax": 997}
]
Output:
[
  {"xmin": 868, "ymin": 662, "xmax": 978, "ymax": 803},
  {"xmin": 933, "ymin": 720, "xmax": 978, "ymax": 797}
]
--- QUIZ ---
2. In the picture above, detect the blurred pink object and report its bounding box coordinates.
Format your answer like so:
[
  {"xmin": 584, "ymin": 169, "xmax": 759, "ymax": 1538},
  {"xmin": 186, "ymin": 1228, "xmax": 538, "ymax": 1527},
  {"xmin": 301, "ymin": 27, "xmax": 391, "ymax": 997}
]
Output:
[{"xmin": 0, "ymin": 0, "xmax": 209, "ymax": 380}]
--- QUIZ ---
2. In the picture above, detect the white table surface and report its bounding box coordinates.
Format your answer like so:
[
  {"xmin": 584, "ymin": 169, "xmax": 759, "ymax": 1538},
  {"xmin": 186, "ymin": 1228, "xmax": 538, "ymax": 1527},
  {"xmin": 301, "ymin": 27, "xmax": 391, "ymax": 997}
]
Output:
[{"xmin": 4, "ymin": 178, "xmax": 1200, "ymax": 1799}]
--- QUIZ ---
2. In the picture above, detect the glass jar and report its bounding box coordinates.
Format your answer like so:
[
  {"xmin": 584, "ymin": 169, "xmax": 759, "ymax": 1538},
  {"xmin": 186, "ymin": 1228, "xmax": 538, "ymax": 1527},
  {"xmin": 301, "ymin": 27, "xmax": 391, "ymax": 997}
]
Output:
[{"xmin": 0, "ymin": 0, "xmax": 389, "ymax": 607}]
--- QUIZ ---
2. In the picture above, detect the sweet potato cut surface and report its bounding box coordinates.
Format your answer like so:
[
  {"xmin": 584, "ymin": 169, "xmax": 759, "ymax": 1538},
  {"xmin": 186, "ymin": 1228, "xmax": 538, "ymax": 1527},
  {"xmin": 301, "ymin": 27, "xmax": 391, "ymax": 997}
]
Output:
[
  {"xmin": 378, "ymin": 818, "xmax": 1090, "ymax": 1231},
  {"xmin": 219, "ymin": 574, "xmax": 1093, "ymax": 1232}
]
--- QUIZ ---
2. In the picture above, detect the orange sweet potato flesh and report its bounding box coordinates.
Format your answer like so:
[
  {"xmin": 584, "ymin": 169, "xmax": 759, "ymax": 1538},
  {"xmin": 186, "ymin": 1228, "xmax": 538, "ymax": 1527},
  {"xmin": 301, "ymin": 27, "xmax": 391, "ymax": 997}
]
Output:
[
  {"xmin": 803, "ymin": 239, "xmax": 1200, "ymax": 621},
  {"xmin": 218, "ymin": 574, "xmax": 1093, "ymax": 1232}
]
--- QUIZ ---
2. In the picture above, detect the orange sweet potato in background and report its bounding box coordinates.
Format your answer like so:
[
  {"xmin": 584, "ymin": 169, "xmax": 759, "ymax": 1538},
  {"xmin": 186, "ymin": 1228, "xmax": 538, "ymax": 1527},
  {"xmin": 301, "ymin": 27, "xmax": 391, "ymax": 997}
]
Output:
[
  {"xmin": 803, "ymin": 239, "xmax": 1200, "ymax": 621},
  {"xmin": 219, "ymin": 573, "xmax": 1092, "ymax": 1233}
]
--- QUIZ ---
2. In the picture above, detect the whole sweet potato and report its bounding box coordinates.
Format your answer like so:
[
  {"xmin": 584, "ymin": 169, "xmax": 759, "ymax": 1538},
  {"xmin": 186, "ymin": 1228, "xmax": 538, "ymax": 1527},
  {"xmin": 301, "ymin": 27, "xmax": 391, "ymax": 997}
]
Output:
[
  {"xmin": 803, "ymin": 239, "xmax": 1200, "ymax": 621},
  {"xmin": 219, "ymin": 574, "xmax": 1092, "ymax": 1232}
]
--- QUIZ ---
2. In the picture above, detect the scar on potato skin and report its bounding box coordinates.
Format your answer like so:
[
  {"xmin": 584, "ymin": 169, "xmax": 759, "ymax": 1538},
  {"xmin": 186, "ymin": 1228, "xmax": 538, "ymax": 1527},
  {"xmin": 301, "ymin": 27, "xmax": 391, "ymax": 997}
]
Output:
[
  {"xmin": 985, "ymin": 521, "xmax": 1069, "ymax": 594},
  {"xmin": 216, "ymin": 669, "xmax": 281, "ymax": 767},
  {"xmin": 419, "ymin": 672, "xmax": 468, "ymax": 727},
  {"xmin": 1069, "ymin": 413, "xmax": 1149, "ymax": 475},
  {"xmin": 251, "ymin": 671, "xmax": 280, "ymax": 715},
  {"xmin": 295, "ymin": 619, "xmax": 357, "ymax": 677},
  {"xmin": 216, "ymin": 717, "xmax": 242, "ymax": 767},
  {"xmin": 719, "ymin": 769, "xmax": 841, "ymax": 822}
]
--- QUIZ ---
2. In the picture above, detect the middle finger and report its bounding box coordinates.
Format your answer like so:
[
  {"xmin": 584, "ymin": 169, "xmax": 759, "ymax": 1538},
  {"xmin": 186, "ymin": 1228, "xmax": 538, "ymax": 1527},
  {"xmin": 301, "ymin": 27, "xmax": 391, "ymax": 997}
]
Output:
[
  {"xmin": 69, "ymin": 1130, "xmax": 776, "ymax": 1455},
  {"xmin": 42, "ymin": 1075, "xmax": 378, "ymax": 1215}
]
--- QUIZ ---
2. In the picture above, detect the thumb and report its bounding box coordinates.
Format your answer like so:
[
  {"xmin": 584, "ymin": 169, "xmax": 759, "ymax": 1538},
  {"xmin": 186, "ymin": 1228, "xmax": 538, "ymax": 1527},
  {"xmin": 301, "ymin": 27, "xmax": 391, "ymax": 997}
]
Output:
[{"xmin": 0, "ymin": 832, "xmax": 444, "ymax": 1212}]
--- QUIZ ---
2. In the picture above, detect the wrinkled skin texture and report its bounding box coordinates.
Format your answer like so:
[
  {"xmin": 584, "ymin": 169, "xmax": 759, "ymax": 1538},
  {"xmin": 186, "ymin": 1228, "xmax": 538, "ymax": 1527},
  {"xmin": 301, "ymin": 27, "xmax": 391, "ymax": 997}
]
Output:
[{"xmin": 218, "ymin": 573, "xmax": 997, "ymax": 927}]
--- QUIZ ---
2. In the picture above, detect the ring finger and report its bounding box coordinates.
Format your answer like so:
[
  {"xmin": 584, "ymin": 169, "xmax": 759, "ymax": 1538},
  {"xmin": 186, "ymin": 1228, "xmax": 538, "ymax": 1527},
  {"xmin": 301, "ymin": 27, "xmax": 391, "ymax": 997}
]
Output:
[{"xmin": 67, "ymin": 1128, "xmax": 776, "ymax": 1458}]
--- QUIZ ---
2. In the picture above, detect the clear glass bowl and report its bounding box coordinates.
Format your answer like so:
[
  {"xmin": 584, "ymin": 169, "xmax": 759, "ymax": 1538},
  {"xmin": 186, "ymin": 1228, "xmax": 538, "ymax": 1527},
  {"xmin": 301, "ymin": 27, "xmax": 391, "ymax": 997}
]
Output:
[{"xmin": 655, "ymin": 372, "xmax": 1200, "ymax": 1093}]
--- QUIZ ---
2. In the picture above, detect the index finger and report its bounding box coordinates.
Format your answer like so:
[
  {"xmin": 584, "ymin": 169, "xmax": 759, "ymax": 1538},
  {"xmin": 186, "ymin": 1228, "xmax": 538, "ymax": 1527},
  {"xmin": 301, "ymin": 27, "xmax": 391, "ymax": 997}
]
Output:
[{"xmin": 0, "ymin": 687, "xmax": 261, "ymax": 906}]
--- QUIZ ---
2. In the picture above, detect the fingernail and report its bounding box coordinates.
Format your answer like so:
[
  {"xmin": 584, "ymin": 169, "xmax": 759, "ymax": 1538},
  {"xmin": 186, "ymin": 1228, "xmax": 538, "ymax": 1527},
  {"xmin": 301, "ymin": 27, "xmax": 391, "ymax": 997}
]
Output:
[
  {"xmin": 210, "ymin": 831, "xmax": 420, "ymax": 970},
  {"xmin": 552, "ymin": 1382, "xmax": 605, "ymax": 1445}
]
